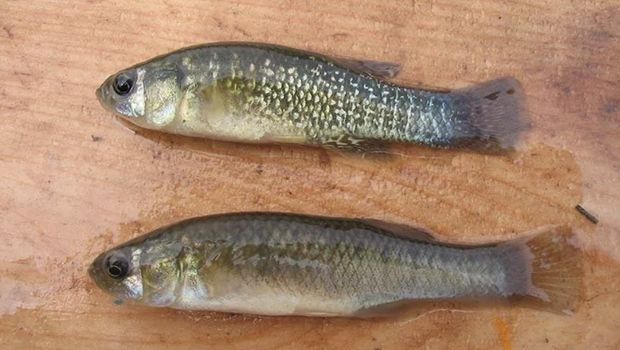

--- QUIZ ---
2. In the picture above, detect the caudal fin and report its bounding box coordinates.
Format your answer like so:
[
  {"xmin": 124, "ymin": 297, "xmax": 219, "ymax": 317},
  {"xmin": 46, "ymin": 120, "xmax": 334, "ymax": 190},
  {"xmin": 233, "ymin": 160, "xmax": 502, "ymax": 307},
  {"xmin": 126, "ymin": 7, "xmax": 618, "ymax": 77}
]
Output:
[
  {"xmin": 450, "ymin": 78, "xmax": 527, "ymax": 150},
  {"xmin": 506, "ymin": 226, "xmax": 584, "ymax": 314}
]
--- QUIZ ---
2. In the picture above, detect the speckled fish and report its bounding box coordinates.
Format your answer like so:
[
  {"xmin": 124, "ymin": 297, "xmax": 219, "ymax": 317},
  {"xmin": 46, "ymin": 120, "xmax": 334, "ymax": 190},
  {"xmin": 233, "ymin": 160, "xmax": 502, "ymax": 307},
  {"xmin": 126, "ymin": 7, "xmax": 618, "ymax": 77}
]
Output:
[
  {"xmin": 96, "ymin": 43, "xmax": 524, "ymax": 151},
  {"xmin": 89, "ymin": 213, "xmax": 582, "ymax": 317}
]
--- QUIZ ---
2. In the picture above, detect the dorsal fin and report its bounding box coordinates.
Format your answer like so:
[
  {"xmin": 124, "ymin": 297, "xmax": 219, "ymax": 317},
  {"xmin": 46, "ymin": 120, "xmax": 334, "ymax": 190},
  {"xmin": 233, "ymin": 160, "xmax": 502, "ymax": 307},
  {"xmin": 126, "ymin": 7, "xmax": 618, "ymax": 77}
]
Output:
[
  {"xmin": 331, "ymin": 57, "xmax": 402, "ymax": 79},
  {"xmin": 361, "ymin": 218, "xmax": 437, "ymax": 242}
]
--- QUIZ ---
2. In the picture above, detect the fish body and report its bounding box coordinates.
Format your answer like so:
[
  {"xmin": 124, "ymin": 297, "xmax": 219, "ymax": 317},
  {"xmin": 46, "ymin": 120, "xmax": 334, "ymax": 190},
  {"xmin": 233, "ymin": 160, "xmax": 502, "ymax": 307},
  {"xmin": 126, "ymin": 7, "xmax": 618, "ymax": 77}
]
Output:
[
  {"xmin": 89, "ymin": 213, "xmax": 582, "ymax": 317},
  {"xmin": 96, "ymin": 43, "xmax": 524, "ymax": 151}
]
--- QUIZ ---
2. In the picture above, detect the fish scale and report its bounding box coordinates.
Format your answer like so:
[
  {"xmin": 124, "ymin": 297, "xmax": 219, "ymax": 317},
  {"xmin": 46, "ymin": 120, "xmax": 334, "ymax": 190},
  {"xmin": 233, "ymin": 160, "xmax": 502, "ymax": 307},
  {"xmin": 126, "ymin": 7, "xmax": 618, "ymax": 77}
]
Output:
[{"xmin": 194, "ymin": 215, "xmax": 490, "ymax": 302}]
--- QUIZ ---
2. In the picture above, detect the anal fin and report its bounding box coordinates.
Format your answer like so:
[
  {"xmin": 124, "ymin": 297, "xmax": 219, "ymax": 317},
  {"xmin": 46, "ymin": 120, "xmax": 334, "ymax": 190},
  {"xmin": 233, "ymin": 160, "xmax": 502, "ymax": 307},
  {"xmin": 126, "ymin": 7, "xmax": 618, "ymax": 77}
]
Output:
[
  {"xmin": 320, "ymin": 134, "xmax": 390, "ymax": 154},
  {"xmin": 352, "ymin": 297, "xmax": 524, "ymax": 319},
  {"xmin": 352, "ymin": 299, "xmax": 457, "ymax": 319}
]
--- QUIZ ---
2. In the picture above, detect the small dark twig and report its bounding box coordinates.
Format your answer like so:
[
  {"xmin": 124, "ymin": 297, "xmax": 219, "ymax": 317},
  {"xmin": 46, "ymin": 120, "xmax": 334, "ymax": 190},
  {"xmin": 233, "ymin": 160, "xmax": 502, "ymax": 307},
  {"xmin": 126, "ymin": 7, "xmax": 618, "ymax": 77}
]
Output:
[{"xmin": 575, "ymin": 204, "xmax": 598, "ymax": 224}]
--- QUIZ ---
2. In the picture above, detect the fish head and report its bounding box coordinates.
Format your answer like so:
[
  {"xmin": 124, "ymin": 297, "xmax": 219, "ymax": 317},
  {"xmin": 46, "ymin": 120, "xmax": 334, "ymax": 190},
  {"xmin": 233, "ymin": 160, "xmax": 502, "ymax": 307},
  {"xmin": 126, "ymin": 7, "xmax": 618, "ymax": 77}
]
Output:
[
  {"xmin": 89, "ymin": 246, "xmax": 145, "ymax": 303},
  {"xmin": 89, "ymin": 238, "xmax": 181, "ymax": 306},
  {"xmin": 96, "ymin": 64, "xmax": 182, "ymax": 131}
]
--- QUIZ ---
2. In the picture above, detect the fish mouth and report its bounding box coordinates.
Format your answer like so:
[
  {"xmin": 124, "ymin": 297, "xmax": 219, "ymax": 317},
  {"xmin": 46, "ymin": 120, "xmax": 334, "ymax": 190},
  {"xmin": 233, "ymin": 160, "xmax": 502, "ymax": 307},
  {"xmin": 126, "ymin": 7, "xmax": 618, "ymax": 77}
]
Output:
[
  {"xmin": 88, "ymin": 253, "xmax": 107, "ymax": 288},
  {"xmin": 95, "ymin": 75, "xmax": 120, "ymax": 114},
  {"xmin": 87, "ymin": 257, "xmax": 100, "ymax": 283},
  {"xmin": 87, "ymin": 263, "xmax": 96, "ymax": 282},
  {"xmin": 95, "ymin": 83, "xmax": 110, "ymax": 110},
  {"xmin": 95, "ymin": 86, "xmax": 103, "ymax": 102}
]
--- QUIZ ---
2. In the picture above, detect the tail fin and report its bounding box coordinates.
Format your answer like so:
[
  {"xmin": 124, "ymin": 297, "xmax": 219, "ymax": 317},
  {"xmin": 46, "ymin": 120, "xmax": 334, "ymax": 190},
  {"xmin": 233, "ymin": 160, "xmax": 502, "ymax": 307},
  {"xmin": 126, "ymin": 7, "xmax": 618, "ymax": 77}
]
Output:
[
  {"xmin": 450, "ymin": 78, "xmax": 527, "ymax": 150},
  {"xmin": 504, "ymin": 226, "xmax": 584, "ymax": 314}
]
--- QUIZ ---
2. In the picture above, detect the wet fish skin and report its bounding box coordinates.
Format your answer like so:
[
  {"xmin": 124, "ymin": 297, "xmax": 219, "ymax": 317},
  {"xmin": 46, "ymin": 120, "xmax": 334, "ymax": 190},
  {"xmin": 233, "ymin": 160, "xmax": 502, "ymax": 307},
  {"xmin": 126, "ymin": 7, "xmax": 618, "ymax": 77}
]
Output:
[
  {"xmin": 89, "ymin": 213, "xmax": 582, "ymax": 317},
  {"xmin": 96, "ymin": 43, "xmax": 524, "ymax": 151}
]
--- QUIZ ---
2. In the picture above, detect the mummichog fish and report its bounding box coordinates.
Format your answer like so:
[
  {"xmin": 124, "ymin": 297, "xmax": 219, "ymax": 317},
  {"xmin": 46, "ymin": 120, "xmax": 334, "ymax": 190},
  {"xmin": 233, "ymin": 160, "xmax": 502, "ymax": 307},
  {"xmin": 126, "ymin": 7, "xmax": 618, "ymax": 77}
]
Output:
[
  {"xmin": 89, "ymin": 212, "xmax": 582, "ymax": 317},
  {"xmin": 96, "ymin": 43, "xmax": 525, "ymax": 152}
]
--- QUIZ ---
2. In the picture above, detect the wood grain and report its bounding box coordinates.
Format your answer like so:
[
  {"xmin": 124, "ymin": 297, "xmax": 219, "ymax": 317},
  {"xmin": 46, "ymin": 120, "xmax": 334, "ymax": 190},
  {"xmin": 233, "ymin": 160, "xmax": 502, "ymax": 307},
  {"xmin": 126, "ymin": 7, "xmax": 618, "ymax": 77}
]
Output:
[{"xmin": 1, "ymin": 1, "xmax": 619, "ymax": 349}]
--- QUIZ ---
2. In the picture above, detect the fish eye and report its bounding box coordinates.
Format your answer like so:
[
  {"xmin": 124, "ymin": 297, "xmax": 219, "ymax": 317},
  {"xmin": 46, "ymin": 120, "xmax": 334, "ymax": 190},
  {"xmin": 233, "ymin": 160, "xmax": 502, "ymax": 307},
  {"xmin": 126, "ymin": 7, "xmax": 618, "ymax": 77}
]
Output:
[
  {"xmin": 113, "ymin": 73, "xmax": 134, "ymax": 95},
  {"xmin": 105, "ymin": 253, "xmax": 129, "ymax": 279}
]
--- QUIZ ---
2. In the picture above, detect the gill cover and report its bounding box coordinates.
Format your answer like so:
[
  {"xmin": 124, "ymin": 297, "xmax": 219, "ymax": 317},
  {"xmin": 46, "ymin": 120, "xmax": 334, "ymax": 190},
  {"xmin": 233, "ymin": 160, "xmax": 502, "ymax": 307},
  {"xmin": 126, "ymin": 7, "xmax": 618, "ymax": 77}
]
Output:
[{"xmin": 143, "ymin": 68, "xmax": 182, "ymax": 127}]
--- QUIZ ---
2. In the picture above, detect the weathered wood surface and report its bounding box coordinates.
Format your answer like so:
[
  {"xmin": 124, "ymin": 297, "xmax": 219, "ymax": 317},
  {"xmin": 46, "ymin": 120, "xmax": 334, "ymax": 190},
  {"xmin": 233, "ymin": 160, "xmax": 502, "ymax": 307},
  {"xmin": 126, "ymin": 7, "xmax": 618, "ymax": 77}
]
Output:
[{"xmin": 0, "ymin": 1, "xmax": 619, "ymax": 349}]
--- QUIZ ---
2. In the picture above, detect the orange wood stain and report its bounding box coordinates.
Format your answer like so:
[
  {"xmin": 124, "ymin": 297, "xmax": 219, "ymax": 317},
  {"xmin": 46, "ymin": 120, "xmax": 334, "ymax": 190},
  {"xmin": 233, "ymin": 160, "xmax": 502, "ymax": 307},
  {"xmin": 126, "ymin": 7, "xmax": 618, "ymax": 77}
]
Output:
[{"xmin": 494, "ymin": 317, "xmax": 513, "ymax": 350}]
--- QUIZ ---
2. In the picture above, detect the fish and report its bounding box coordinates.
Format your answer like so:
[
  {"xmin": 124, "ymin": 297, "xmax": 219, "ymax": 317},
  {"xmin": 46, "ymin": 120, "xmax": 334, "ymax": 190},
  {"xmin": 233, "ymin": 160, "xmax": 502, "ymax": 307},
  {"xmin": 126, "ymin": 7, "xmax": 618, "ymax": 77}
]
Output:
[
  {"xmin": 96, "ymin": 43, "xmax": 525, "ymax": 152},
  {"xmin": 88, "ymin": 212, "xmax": 583, "ymax": 317}
]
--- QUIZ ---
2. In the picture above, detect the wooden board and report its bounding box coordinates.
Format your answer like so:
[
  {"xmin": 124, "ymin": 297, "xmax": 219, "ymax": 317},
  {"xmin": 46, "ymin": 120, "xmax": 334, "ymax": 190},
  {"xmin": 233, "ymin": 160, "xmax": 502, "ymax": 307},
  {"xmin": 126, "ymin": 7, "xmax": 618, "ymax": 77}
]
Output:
[{"xmin": 1, "ymin": 1, "xmax": 619, "ymax": 349}]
